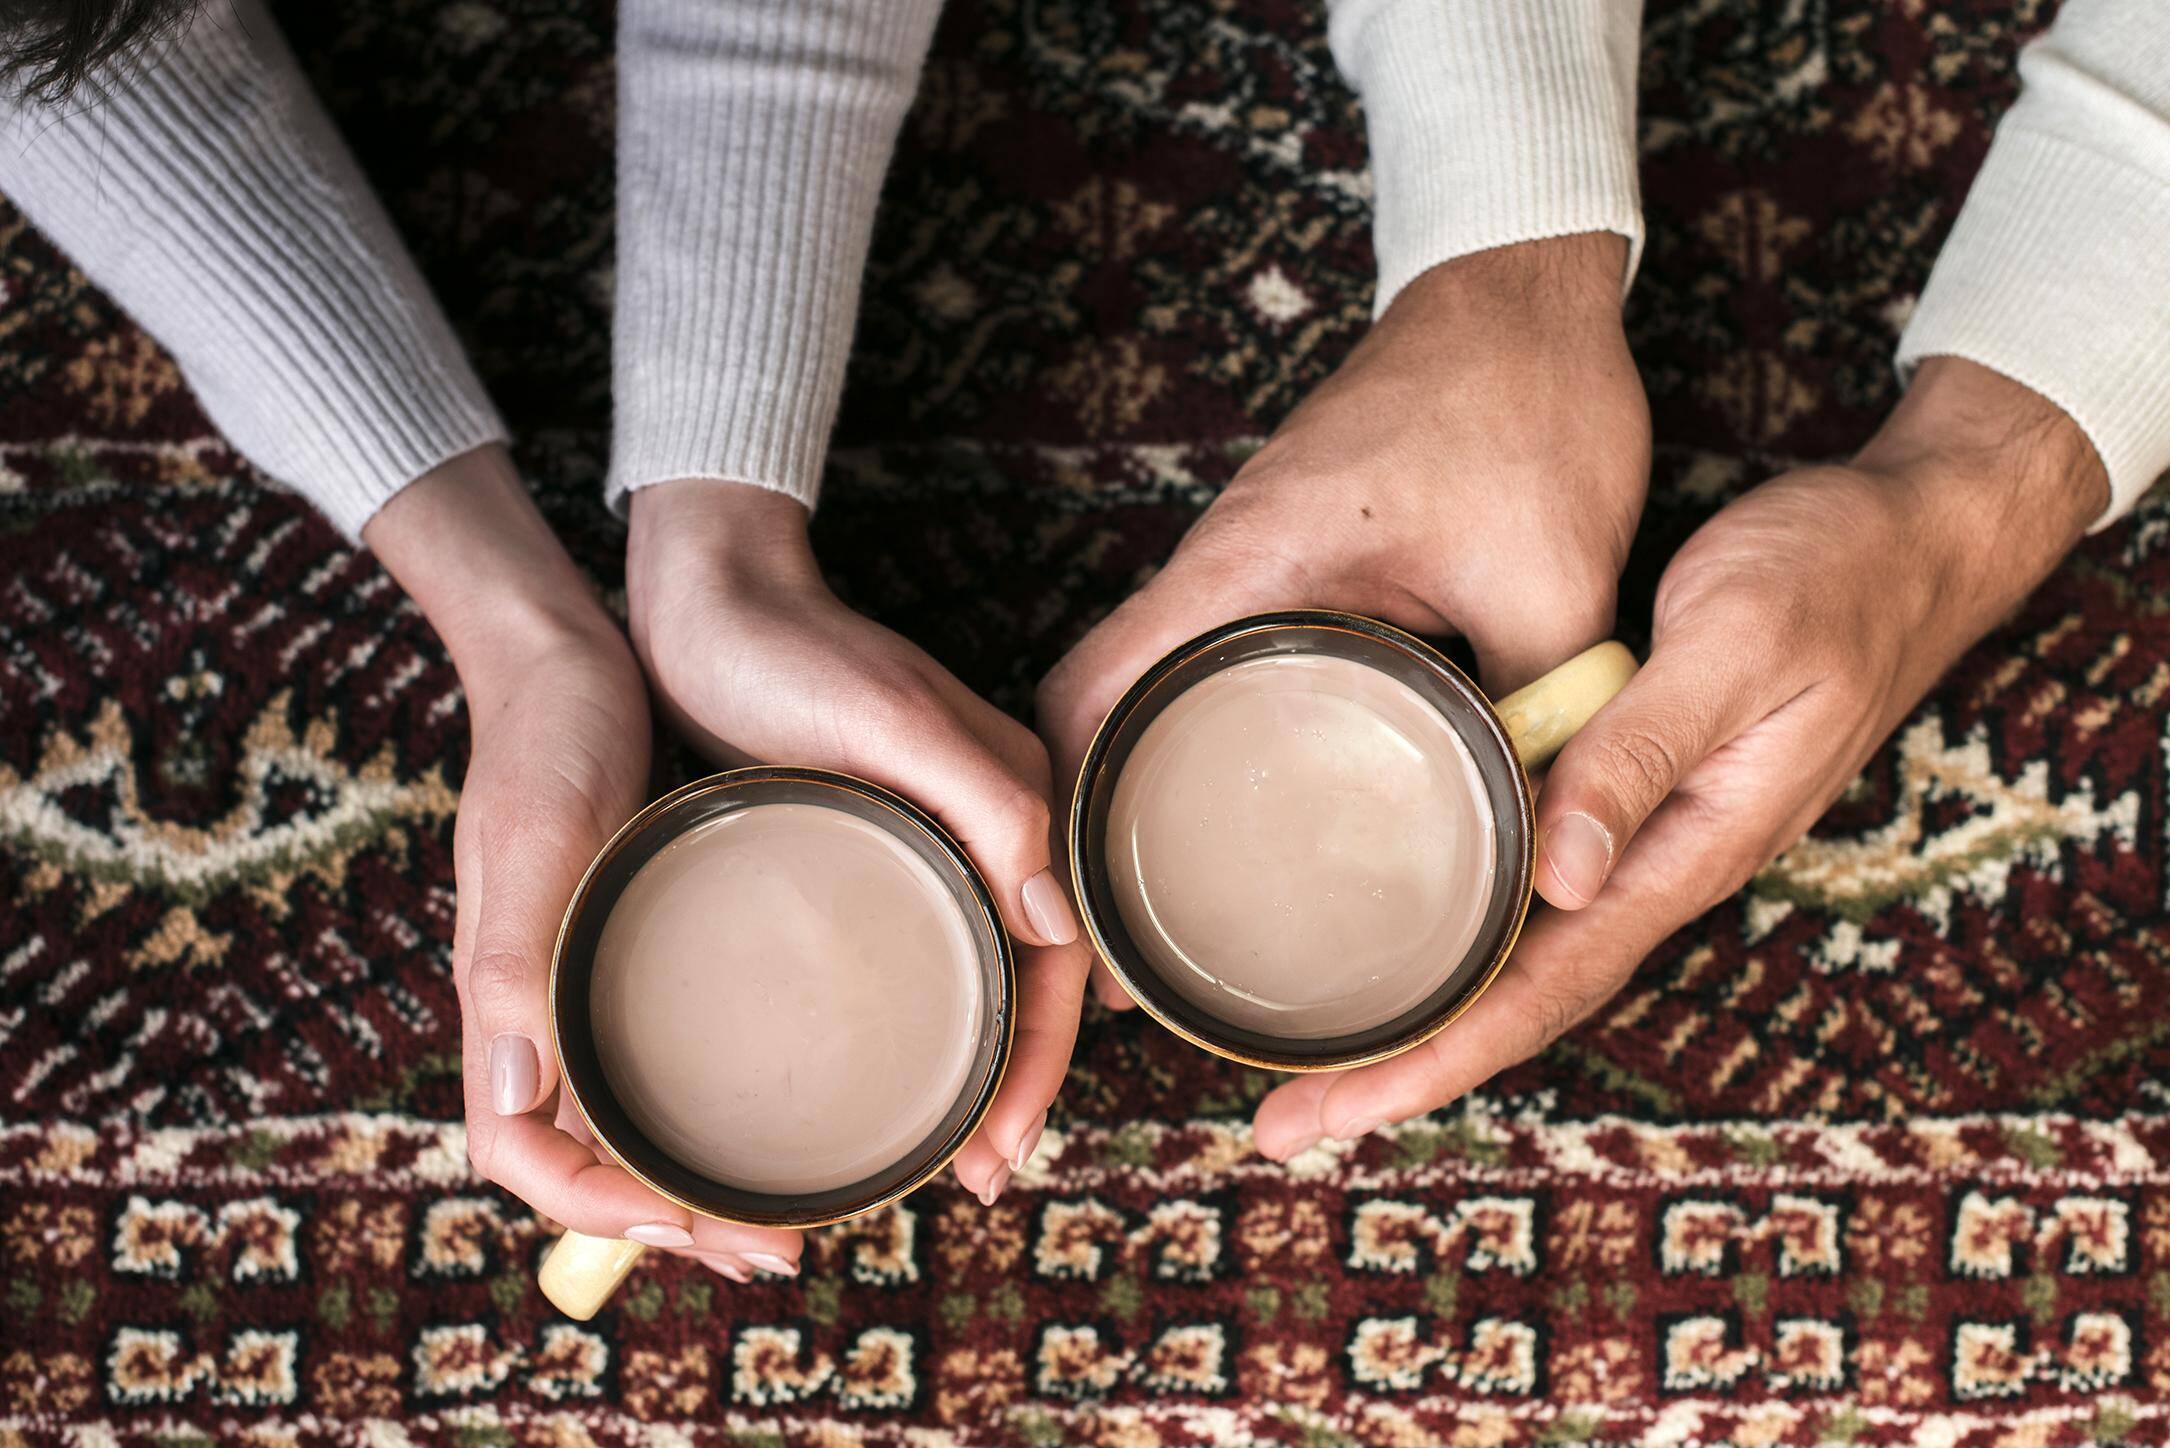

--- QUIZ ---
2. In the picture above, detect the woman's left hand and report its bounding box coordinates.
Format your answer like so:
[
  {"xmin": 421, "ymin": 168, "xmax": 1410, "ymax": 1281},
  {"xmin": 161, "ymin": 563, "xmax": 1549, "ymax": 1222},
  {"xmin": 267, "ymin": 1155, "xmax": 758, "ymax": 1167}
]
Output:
[{"xmin": 1254, "ymin": 356, "xmax": 2109, "ymax": 1158}]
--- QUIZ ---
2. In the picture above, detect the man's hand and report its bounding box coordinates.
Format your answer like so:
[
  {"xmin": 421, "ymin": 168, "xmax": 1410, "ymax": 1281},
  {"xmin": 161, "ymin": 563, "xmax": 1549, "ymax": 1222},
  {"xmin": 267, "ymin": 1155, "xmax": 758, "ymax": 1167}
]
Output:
[
  {"xmin": 1252, "ymin": 357, "xmax": 2108, "ymax": 1158},
  {"xmin": 626, "ymin": 479, "xmax": 1088, "ymax": 1204},
  {"xmin": 368, "ymin": 447, "xmax": 804, "ymax": 1282},
  {"xmin": 1039, "ymin": 233, "xmax": 1650, "ymax": 1006}
]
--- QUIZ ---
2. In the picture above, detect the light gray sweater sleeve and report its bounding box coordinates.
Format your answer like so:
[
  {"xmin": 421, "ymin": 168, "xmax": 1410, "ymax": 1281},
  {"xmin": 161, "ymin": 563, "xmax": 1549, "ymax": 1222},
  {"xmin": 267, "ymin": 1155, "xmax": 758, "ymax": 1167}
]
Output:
[
  {"xmin": 1327, "ymin": 0, "xmax": 1645, "ymax": 315},
  {"xmin": 606, "ymin": 0, "xmax": 943, "ymax": 515},
  {"xmin": 1898, "ymin": 0, "xmax": 2170, "ymax": 529},
  {"xmin": 0, "ymin": 0, "xmax": 506, "ymax": 540}
]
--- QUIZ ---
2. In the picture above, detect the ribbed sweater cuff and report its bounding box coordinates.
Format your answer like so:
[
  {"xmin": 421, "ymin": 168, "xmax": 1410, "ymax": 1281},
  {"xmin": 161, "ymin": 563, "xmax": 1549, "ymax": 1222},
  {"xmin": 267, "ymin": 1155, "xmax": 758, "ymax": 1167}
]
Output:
[
  {"xmin": 606, "ymin": 0, "xmax": 941, "ymax": 517},
  {"xmin": 0, "ymin": 1, "xmax": 506, "ymax": 540},
  {"xmin": 1329, "ymin": 0, "xmax": 1645, "ymax": 316},
  {"xmin": 1899, "ymin": 129, "xmax": 2170, "ymax": 532}
]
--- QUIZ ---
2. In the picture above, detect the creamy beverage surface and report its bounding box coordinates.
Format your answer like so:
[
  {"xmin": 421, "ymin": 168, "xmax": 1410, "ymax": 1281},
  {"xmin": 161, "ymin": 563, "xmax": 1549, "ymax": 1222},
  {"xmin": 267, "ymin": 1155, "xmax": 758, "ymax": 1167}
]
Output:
[
  {"xmin": 1107, "ymin": 652, "xmax": 1497, "ymax": 1038},
  {"xmin": 590, "ymin": 802, "xmax": 982, "ymax": 1195}
]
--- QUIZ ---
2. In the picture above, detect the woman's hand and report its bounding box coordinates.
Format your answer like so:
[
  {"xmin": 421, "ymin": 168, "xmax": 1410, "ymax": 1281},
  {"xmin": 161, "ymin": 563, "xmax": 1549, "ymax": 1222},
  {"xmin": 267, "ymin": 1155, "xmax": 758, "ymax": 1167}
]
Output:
[
  {"xmin": 626, "ymin": 479, "xmax": 1087, "ymax": 1204},
  {"xmin": 1252, "ymin": 357, "xmax": 2109, "ymax": 1158},
  {"xmin": 1039, "ymin": 233, "xmax": 1650, "ymax": 1005},
  {"xmin": 367, "ymin": 447, "xmax": 803, "ymax": 1281}
]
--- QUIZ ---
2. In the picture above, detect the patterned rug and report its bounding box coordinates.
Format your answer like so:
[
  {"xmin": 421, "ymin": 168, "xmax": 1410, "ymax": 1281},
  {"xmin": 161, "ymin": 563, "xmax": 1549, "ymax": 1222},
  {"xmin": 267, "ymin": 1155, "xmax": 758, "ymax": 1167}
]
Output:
[{"xmin": 3, "ymin": 0, "xmax": 2168, "ymax": 1442}]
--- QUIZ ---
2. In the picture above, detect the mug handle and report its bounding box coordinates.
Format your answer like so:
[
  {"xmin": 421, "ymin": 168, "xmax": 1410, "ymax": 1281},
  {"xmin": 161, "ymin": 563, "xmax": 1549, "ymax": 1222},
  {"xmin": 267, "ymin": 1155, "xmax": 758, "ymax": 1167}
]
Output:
[
  {"xmin": 539, "ymin": 1230, "xmax": 647, "ymax": 1320},
  {"xmin": 1493, "ymin": 641, "xmax": 1638, "ymax": 770}
]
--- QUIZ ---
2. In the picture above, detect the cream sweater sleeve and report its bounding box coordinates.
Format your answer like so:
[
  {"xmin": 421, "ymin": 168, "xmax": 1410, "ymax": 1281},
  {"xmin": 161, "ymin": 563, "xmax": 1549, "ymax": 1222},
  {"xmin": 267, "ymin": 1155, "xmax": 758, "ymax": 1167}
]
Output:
[
  {"xmin": 1326, "ymin": 0, "xmax": 1645, "ymax": 315},
  {"xmin": 607, "ymin": 0, "xmax": 943, "ymax": 515},
  {"xmin": 0, "ymin": 0, "xmax": 506, "ymax": 540},
  {"xmin": 1898, "ymin": 0, "xmax": 2170, "ymax": 530}
]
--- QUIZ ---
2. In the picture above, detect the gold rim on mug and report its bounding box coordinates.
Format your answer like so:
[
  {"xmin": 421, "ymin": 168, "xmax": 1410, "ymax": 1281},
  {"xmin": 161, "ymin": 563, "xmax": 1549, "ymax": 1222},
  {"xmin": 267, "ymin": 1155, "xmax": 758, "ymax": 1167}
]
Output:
[
  {"xmin": 537, "ymin": 766, "xmax": 1017, "ymax": 1319},
  {"xmin": 1068, "ymin": 609, "xmax": 1635, "ymax": 1075}
]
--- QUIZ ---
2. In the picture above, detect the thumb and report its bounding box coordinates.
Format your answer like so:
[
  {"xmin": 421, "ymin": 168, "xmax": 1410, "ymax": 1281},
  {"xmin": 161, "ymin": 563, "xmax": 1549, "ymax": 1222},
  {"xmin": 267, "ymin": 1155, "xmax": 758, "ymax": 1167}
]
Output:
[
  {"xmin": 458, "ymin": 814, "xmax": 594, "ymax": 1119},
  {"xmin": 1531, "ymin": 636, "xmax": 1760, "ymax": 911}
]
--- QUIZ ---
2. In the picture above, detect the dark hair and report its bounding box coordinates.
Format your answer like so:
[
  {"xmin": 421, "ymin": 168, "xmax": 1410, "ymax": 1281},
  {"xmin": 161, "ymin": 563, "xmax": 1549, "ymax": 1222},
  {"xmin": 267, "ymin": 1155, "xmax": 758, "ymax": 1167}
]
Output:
[{"xmin": 1, "ymin": 0, "xmax": 198, "ymax": 104}]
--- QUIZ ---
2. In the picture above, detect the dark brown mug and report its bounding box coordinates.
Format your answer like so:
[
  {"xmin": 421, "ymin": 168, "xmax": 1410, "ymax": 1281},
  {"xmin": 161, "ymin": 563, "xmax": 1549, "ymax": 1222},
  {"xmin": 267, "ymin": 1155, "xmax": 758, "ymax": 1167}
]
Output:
[
  {"xmin": 1068, "ymin": 609, "xmax": 1635, "ymax": 1074},
  {"xmin": 537, "ymin": 767, "xmax": 1015, "ymax": 1319}
]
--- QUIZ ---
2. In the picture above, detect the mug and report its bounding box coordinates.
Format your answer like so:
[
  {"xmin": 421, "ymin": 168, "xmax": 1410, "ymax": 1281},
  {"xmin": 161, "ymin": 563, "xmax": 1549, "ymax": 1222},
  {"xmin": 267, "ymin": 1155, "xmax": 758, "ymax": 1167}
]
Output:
[
  {"xmin": 536, "ymin": 767, "xmax": 1016, "ymax": 1319},
  {"xmin": 1068, "ymin": 610, "xmax": 1635, "ymax": 1073}
]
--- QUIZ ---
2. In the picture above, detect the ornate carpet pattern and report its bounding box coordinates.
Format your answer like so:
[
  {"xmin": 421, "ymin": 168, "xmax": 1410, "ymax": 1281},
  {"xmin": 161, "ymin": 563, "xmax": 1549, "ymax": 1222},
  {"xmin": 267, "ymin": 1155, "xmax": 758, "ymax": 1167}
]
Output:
[{"xmin": 3, "ymin": 0, "xmax": 2168, "ymax": 1443}]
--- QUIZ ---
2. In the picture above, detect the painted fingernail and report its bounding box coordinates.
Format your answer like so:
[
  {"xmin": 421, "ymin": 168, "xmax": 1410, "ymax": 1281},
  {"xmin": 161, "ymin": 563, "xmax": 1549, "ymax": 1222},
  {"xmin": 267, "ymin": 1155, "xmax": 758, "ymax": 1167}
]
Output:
[
  {"xmin": 1265, "ymin": 1130, "xmax": 1322, "ymax": 1163},
  {"xmin": 489, "ymin": 1034, "xmax": 540, "ymax": 1116},
  {"xmin": 978, "ymin": 1164, "xmax": 1012, "ymax": 1206},
  {"xmin": 1011, "ymin": 1110, "xmax": 1049, "ymax": 1172},
  {"xmin": 699, "ymin": 1252, "xmax": 752, "ymax": 1283},
  {"xmin": 742, "ymin": 1251, "xmax": 799, "ymax": 1277},
  {"xmin": 1021, "ymin": 869, "xmax": 1079, "ymax": 946},
  {"xmin": 1542, "ymin": 811, "xmax": 1614, "ymax": 907},
  {"xmin": 1335, "ymin": 1118, "xmax": 1382, "ymax": 1142},
  {"xmin": 624, "ymin": 1222, "xmax": 694, "ymax": 1249}
]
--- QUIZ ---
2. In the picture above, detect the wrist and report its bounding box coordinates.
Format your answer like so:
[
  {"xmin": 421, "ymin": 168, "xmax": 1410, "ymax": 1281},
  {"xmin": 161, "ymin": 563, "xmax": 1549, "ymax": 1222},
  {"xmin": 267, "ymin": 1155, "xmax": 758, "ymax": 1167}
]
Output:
[
  {"xmin": 1854, "ymin": 357, "xmax": 2103, "ymax": 620},
  {"xmin": 626, "ymin": 478, "xmax": 821, "ymax": 612},
  {"xmin": 365, "ymin": 445, "xmax": 623, "ymax": 680},
  {"xmin": 1385, "ymin": 233, "xmax": 1628, "ymax": 339},
  {"xmin": 627, "ymin": 478, "xmax": 815, "ymax": 572}
]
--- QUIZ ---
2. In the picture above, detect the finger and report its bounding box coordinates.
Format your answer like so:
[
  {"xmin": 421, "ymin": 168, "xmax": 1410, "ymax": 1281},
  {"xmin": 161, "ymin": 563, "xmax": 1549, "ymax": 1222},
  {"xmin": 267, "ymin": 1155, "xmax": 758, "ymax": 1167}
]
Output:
[
  {"xmin": 695, "ymin": 1251, "xmax": 754, "ymax": 1283},
  {"xmin": 947, "ymin": 699, "xmax": 1135, "ymax": 1019},
  {"xmin": 850, "ymin": 698, "xmax": 1074, "ymax": 950},
  {"xmin": 1251, "ymin": 943, "xmax": 1607, "ymax": 1162},
  {"xmin": 939, "ymin": 692, "xmax": 1085, "ymax": 959},
  {"xmin": 953, "ymin": 939, "xmax": 1091, "ymax": 1200},
  {"xmin": 1250, "ymin": 1073, "xmax": 1335, "ymax": 1161},
  {"xmin": 1463, "ymin": 601, "xmax": 1616, "ymax": 699},
  {"xmin": 466, "ymin": 1107, "xmax": 697, "ymax": 1242},
  {"xmin": 1530, "ymin": 635, "xmax": 1766, "ymax": 911},
  {"xmin": 457, "ymin": 787, "xmax": 628, "ymax": 1120},
  {"xmin": 1254, "ymin": 771, "xmax": 1782, "ymax": 1155},
  {"xmin": 687, "ymin": 1218, "xmax": 803, "ymax": 1277},
  {"xmin": 1089, "ymin": 961, "xmax": 1133, "ymax": 1009}
]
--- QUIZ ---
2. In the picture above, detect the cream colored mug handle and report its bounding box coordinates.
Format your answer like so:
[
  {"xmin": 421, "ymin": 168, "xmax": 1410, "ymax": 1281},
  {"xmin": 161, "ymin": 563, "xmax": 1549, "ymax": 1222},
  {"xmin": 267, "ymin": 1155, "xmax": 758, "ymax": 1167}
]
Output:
[
  {"xmin": 1493, "ymin": 641, "xmax": 1638, "ymax": 770},
  {"xmin": 539, "ymin": 1230, "xmax": 646, "ymax": 1320}
]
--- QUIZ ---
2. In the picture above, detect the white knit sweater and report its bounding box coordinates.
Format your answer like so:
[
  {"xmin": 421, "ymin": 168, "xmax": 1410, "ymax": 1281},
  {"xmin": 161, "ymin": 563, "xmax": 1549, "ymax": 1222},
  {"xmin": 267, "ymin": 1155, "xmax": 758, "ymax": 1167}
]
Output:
[{"xmin": 0, "ymin": 0, "xmax": 2164, "ymax": 538}]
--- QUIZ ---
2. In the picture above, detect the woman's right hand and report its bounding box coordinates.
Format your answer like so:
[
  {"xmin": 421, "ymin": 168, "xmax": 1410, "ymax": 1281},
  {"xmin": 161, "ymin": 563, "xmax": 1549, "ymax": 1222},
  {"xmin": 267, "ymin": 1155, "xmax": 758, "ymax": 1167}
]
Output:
[
  {"xmin": 626, "ymin": 479, "xmax": 1092, "ymax": 1205},
  {"xmin": 367, "ymin": 446, "xmax": 804, "ymax": 1282}
]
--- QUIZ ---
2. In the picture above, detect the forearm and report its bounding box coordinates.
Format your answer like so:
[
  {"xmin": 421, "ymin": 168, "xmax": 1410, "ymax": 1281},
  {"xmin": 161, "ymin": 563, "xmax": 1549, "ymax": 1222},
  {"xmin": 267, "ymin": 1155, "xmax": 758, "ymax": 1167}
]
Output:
[
  {"xmin": 1897, "ymin": 0, "xmax": 2170, "ymax": 531},
  {"xmin": 1326, "ymin": 0, "xmax": 1644, "ymax": 314},
  {"xmin": 609, "ymin": 0, "xmax": 943, "ymax": 515},
  {"xmin": 0, "ymin": 0, "xmax": 503, "ymax": 540}
]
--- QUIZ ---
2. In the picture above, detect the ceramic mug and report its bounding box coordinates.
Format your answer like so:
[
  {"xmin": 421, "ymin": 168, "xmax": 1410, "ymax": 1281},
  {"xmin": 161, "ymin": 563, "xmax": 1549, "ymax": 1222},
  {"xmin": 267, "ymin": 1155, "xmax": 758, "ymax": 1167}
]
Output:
[
  {"xmin": 1068, "ymin": 609, "xmax": 1636, "ymax": 1073},
  {"xmin": 535, "ymin": 767, "xmax": 1015, "ymax": 1319}
]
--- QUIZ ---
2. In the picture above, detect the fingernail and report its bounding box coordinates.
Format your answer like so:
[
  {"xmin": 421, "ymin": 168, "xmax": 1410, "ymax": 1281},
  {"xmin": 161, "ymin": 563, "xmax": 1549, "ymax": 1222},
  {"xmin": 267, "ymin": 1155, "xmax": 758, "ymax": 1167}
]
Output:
[
  {"xmin": 489, "ymin": 1033, "xmax": 540, "ymax": 1116},
  {"xmin": 1335, "ymin": 1118, "xmax": 1382, "ymax": 1142},
  {"xmin": 978, "ymin": 1164, "xmax": 1012, "ymax": 1206},
  {"xmin": 742, "ymin": 1251, "xmax": 798, "ymax": 1277},
  {"xmin": 1021, "ymin": 869, "xmax": 1079, "ymax": 946},
  {"xmin": 624, "ymin": 1222, "xmax": 694, "ymax": 1248},
  {"xmin": 1542, "ymin": 811, "xmax": 1614, "ymax": 907},
  {"xmin": 698, "ymin": 1252, "xmax": 752, "ymax": 1283},
  {"xmin": 1011, "ymin": 1110, "xmax": 1049, "ymax": 1171},
  {"xmin": 1265, "ymin": 1130, "xmax": 1322, "ymax": 1163}
]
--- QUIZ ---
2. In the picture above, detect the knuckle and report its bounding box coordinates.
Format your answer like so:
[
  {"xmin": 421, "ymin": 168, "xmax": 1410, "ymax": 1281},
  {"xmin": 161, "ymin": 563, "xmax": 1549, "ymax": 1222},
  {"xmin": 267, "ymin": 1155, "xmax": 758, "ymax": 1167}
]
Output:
[
  {"xmin": 995, "ymin": 783, "xmax": 1053, "ymax": 844},
  {"xmin": 464, "ymin": 948, "xmax": 536, "ymax": 1019},
  {"xmin": 1526, "ymin": 974, "xmax": 1609, "ymax": 1054},
  {"xmin": 853, "ymin": 669, "xmax": 942, "ymax": 741},
  {"xmin": 1593, "ymin": 728, "xmax": 1682, "ymax": 809}
]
